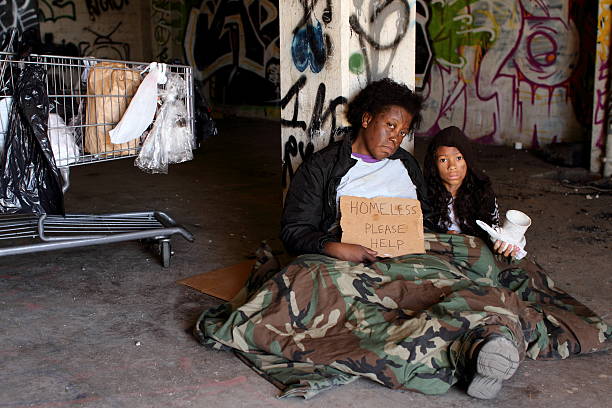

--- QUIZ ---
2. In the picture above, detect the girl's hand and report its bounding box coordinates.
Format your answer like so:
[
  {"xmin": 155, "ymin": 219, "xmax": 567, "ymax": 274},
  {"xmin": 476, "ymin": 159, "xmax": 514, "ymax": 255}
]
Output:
[
  {"xmin": 493, "ymin": 240, "xmax": 519, "ymax": 258},
  {"xmin": 323, "ymin": 242, "xmax": 378, "ymax": 263}
]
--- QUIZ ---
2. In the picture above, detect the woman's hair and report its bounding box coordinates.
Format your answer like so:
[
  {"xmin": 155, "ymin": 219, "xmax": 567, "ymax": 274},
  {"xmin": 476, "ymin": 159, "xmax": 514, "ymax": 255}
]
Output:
[
  {"xmin": 346, "ymin": 78, "xmax": 423, "ymax": 135},
  {"xmin": 423, "ymin": 126, "xmax": 498, "ymax": 240}
]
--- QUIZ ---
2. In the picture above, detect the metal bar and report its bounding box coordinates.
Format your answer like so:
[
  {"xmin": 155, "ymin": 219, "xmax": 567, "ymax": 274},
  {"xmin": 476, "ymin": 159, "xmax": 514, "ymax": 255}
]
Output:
[
  {"xmin": 0, "ymin": 225, "xmax": 38, "ymax": 233},
  {"xmin": 0, "ymin": 234, "xmax": 38, "ymax": 241},
  {"xmin": 0, "ymin": 227, "xmax": 193, "ymax": 257},
  {"xmin": 42, "ymin": 224, "xmax": 160, "ymax": 229},
  {"xmin": 154, "ymin": 211, "xmax": 194, "ymax": 242},
  {"xmin": 0, "ymin": 219, "xmax": 38, "ymax": 227},
  {"xmin": 0, "ymin": 52, "xmax": 155, "ymax": 68},
  {"xmin": 42, "ymin": 221, "xmax": 159, "ymax": 227},
  {"xmin": 0, "ymin": 230, "xmax": 38, "ymax": 238}
]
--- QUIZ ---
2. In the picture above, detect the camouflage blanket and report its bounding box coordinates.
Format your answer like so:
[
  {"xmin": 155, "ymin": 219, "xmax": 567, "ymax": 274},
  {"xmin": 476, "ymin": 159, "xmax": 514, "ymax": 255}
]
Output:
[{"xmin": 194, "ymin": 233, "xmax": 610, "ymax": 398}]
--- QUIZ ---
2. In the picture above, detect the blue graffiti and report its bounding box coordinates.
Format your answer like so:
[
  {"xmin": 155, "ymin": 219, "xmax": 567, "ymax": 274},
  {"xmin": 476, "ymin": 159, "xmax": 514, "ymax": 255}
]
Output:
[{"xmin": 291, "ymin": 19, "xmax": 327, "ymax": 73}]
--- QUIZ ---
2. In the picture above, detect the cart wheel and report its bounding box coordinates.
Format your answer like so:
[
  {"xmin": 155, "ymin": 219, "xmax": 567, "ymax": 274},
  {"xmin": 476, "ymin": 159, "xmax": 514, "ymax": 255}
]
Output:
[{"xmin": 161, "ymin": 241, "xmax": 171, "ymax": 268}]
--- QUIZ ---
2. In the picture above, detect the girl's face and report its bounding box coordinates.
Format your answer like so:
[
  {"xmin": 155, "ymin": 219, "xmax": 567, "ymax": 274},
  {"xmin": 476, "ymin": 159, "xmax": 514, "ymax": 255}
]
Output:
[
  {"xmin": 435, "ymin": 146, "xmax": 467, "ymax": 195},
  {"xmin": 352, "ymin": 105, "xmax": 413, "ymax": 160}
]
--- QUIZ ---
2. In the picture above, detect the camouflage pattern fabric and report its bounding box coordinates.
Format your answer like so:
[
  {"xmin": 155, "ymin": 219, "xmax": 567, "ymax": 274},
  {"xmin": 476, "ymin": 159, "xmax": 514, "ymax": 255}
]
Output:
[{"xmin": 194, "ymin": 234, "xmax": 611, "ymax": 398}]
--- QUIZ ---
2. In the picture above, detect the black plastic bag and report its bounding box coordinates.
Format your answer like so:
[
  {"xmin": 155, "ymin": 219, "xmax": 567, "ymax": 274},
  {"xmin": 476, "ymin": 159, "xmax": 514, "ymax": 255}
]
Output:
[
  {"xmin": 193, "ymin": 85, "xmax": 218, "ymax": 148},
  {"xmin": 0, "ymin": 64, "xmax": 64, "ymax": 215}
]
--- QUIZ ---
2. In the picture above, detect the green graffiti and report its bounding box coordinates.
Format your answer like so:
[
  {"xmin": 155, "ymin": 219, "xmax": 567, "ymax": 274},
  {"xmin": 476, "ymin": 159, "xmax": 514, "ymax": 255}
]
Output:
[
  {"xmin": 349, "ymin": 52, "xmax": 365, "ymax": 74},
  {"xmin": 428, "ymin": 0, "xmax": 495, "ymax": 66}
]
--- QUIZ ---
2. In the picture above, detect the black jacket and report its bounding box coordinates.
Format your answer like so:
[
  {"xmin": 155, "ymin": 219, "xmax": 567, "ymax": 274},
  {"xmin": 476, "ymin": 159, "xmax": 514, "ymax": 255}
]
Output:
[{"xmin": 281, "ymin": 135, "xmax": 432, "ymax": 255}]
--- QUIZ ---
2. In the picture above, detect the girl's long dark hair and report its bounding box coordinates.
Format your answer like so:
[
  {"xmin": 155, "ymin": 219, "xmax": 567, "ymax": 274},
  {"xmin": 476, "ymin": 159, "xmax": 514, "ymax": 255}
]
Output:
[{"xmin": 423, "ymin": 126, "xmax": 498, "ymax": 241}]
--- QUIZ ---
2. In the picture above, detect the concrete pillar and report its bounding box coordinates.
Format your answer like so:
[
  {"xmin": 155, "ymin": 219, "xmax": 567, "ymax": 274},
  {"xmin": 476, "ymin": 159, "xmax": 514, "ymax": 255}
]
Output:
[
  {"xmin": 279, "ymin": 0, "xmax": 416, "ymax": 189},
  {"xmin": 590, "ymin": 0, "xmax": 612, "ymax": 175}
]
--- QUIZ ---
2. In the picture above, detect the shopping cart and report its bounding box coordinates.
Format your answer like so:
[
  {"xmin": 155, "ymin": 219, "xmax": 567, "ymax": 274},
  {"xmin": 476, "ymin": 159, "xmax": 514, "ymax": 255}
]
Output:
[{"xmin": 0, "ymin": 52, "xmax": 194, "ymax": 267}]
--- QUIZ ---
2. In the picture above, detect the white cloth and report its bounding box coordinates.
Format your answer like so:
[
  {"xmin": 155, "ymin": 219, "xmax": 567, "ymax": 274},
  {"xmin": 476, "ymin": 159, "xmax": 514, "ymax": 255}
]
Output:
[
  {"xmin": 0, "ymin": 97, "xmax": 11, "ymax": 158},
  {"xmin": 48, "ymin": 113, "xmax": 79, "ymax": 167},
  {"xmin": 336, "ymin": 155, "xmax": 417, "ymax": 208}
]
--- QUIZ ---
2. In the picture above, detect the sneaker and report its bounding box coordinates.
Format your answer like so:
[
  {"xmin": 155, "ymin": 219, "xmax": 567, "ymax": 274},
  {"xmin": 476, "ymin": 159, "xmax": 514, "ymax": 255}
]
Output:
[
  {"xmin": 467, "ymin": 336, "xmax": 520, "ymax": 399},
  {"xmin": 467, "ymin": 374, "xmax": 503, "ymax": 400}
]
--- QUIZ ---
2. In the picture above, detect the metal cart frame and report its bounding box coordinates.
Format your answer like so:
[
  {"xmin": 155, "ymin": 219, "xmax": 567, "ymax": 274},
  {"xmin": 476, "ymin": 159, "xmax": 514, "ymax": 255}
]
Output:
[{"xmin": 0, "ymin": 52, "xmax": 194, "ymax": 267}]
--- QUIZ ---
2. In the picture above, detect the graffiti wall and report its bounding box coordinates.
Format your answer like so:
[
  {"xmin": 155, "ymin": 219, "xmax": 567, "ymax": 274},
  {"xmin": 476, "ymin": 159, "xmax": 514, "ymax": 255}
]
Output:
[
  {"xmin": 1, "ymin": 0, "xmax": 40, "ymax": 52},
  {"xmin": 280, "ymin": 0, "xmax": 416, "ymax": 189},
  {"xmin": 38, "ymin": 0, "xmax": 149, "ymax": 61},
  {"xmin": 150, "ymin": 0, "xmax": 187, "ymax": 63},
  {"xmin": 590, "ymin": 0, "xmax": 611, "ymax": 173},
  {"xmin": 31, "ymin": 0, "xmax": 599, "ymax": 154},
  {"xmin": 415, "ymin": 0, "xmax": 598, "ymax": 147},
  {"xmin": 183, "ymin": 0, "xmax": 281, "ymax": 105}
]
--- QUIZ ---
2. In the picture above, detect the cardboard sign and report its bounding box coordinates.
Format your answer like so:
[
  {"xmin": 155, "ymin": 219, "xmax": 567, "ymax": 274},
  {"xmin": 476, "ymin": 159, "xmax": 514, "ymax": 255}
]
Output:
[{"xmin": 339, "ymin": 196, "xmax": 425, "ymax": 257}]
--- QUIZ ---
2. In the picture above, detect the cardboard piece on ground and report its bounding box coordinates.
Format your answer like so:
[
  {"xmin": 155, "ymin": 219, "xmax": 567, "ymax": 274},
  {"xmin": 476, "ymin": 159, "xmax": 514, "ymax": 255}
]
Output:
[
  {"xmin": 177, "ymin": 259, "xmax": 255, "ymax": 301},
  {"xmin": 340, "ymin": 195, "xmax": 425, "ymax": 257}
]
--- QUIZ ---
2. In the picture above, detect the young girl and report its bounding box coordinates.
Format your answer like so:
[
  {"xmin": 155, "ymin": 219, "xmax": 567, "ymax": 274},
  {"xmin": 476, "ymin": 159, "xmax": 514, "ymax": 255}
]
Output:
[{"xmin": 424, "ymin": 126, "xmax": 518, "ymax": 256}]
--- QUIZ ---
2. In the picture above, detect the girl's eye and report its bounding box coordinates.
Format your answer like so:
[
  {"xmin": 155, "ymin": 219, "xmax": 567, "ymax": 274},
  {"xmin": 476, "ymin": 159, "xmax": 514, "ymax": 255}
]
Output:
[
  {"xmin": 457, "ymin": 156, "xmax": 463, "ymax": 161},
  {"xmin": 438, "ymin": 158, "xmax": 447, "ymax": 163}
]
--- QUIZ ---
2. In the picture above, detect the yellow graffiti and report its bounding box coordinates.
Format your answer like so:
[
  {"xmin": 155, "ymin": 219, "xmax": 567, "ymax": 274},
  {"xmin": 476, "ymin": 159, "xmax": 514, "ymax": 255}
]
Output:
[{"xmin": 596, "ymin": 0, "xmax": 612, "ymax": 62}]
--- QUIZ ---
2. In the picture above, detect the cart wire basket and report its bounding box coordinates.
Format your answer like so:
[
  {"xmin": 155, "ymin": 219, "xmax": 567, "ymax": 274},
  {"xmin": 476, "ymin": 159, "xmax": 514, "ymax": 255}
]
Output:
[{"xmin": 0, "ymin": 52, "xmax": 194, "ymax": 267}]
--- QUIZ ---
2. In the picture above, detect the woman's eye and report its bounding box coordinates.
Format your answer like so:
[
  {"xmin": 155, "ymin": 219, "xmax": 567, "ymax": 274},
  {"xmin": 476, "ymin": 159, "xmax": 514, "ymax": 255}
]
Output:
[
  {"xmin": 457, "ymin": 156, "xmax": 463, "ymax": 161},
  {"xmin": 387, "ymin": 123, "xmax": 395, "ymax": 128},
  {"xmin": 438, "ymin": 158, "xmax": 447, "ymax": 163}
]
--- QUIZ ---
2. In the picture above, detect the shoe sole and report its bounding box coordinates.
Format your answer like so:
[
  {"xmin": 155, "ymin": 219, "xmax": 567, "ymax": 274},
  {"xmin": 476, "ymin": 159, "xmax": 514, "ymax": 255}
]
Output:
[
  {"xmin": 476, "ymin": 336, "xmax": 520, "ymax": 380},
  {"xmin": 467, "ymin": 374, "xmax": 502, "ymax": 399}
]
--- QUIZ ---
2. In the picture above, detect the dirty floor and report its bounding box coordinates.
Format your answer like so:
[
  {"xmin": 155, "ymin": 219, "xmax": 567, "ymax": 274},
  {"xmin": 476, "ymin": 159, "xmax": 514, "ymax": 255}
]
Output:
[{"xmin": 1, "ymin": 119, "xmax": 610, "ymax": 407}]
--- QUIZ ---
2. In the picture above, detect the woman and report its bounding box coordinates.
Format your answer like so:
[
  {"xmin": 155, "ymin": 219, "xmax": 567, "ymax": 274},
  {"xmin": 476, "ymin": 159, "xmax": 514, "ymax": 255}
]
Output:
[
  {"xmin": 424, "ymin": 126, "xmax": 518, "ymax": 257},
  {"xmin": 281, "ymin": 78, "xmax": 432, "ymax": 262}
]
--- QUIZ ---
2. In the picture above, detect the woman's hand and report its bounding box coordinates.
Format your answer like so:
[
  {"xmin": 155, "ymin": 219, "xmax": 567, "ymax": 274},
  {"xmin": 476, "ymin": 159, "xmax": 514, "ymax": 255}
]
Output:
[
  {"xmin": 323, "ymin": 242, "xmax": 378, "ymax": 263},
  {"xmin": 493, "ymin": 240, "xmax": 519, "ymax": 258}
]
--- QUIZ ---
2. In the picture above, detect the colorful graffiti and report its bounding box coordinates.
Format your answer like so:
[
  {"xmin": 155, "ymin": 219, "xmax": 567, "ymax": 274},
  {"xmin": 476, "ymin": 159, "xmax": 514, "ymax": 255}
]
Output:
[
  {"xmin": 348, "ymin": 0, "xmax": 412, "ymax": 82},
  {"xmin": 281, "ymin": 0, "xmax": 343, "ymax": 188},
  {"xmin": 184, "ymin": 0, "xmax": 281, "ymax": 104},
  {"xmin": 290, "ymin": 0, "xmax": 331, "ymax": 73},
  {"xmin": 415, "ymin": 0, "xmax": 597, "ymax": 148},
  {"xmin": 428, "ymin": 0, "xmax": 493, "ymax": 67},
  {"xmin": 291, "ymin": 18, "xmax": 327, "ymax": 73},
  {"xmin": 281, "ymin": 0, "xmax": 416, "ymax": 189},
  {"xmin": 590, "ymin": 0, "xmax": 611, "ymax": 173}
]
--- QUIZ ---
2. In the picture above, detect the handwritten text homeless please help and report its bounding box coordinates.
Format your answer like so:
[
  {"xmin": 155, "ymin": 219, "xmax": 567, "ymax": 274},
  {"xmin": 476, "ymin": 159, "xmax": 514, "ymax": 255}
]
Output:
[{"xmin": 339, "ymin": 196, "xmax": 425, "ymax": 258}]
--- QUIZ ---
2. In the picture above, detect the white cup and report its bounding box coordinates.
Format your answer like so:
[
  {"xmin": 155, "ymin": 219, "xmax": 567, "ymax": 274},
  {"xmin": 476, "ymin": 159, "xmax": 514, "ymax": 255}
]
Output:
[{"xmin": 501, "ymin": 210, "xmax": 531, "ymax": 243}]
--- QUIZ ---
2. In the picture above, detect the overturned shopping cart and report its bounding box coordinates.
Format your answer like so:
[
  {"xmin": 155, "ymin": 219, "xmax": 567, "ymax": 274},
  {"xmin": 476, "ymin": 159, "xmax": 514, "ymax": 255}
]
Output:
[{"xmin": 0, "ymin": 52, "xmax": 194, "ymax": 267}]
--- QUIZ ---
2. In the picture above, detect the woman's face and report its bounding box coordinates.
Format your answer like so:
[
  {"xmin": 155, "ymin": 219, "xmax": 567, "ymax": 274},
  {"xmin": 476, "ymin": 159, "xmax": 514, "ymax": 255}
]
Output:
[
  {"xmin": 435, "ymin": 146, "xmax": 467, "ymax": 195},
  {"xmin": 352, "ymin": 105, "xmax": 413, "ymax": 160}
]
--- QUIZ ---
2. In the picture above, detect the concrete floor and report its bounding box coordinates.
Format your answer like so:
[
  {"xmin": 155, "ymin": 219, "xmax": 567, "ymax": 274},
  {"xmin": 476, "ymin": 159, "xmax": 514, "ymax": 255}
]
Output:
[{"xmin": 1, "ymin": 119, "xmax": 610, "ymax": 407}]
